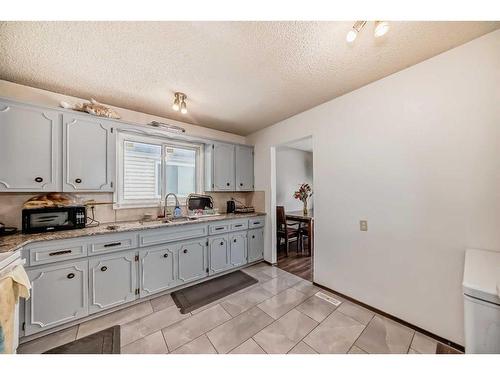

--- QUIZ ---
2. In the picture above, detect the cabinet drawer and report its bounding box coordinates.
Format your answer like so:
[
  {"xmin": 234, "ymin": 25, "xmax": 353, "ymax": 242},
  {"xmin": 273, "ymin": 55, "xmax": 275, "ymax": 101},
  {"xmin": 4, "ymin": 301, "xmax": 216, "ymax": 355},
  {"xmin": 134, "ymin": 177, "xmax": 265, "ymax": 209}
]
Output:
[
  {"xmin": 230, "ymin": 220, "xmax": 248, "ymax": 231},
  {"xmin": 208, "ymin": 222, "xmax": 230, "ymax": 235},
  {"xmin": 88, "ymin": 233, "xmax": 138, "ymax": 256},
  {"xmin": 248, "ymin": 217, "xmax": 264, "ymax": 228},
  {"xmin": 139, "ymin": 224, "xmax": 208, "ymax": 247},
  {"xmin": 28, "ymin": 239, "xmax": 87, "ymax": 266}
]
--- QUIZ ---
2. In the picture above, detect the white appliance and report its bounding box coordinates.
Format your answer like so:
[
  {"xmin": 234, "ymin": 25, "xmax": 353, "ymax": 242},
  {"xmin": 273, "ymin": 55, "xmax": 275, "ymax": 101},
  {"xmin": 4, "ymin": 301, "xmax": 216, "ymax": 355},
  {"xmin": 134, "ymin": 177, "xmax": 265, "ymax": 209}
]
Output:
[{"xmin": 463, "ymin": 248, "xmax": 500, "ymax": 353}]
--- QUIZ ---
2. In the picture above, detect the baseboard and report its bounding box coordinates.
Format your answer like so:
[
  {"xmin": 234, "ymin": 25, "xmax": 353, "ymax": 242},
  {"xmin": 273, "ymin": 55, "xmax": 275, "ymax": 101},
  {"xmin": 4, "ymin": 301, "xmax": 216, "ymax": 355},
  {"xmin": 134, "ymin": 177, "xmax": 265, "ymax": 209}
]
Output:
[{"xmin": 313, "ymin": 282, "xmax": 465, "ymax": 353}]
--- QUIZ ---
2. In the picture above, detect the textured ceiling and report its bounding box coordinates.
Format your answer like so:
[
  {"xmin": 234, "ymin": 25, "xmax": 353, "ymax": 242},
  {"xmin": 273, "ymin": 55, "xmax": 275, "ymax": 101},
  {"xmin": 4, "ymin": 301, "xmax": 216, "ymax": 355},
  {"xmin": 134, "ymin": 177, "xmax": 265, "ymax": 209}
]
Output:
[{"xmin": 0, "ymin": 21, "xmax": 498, "ymax": 135}]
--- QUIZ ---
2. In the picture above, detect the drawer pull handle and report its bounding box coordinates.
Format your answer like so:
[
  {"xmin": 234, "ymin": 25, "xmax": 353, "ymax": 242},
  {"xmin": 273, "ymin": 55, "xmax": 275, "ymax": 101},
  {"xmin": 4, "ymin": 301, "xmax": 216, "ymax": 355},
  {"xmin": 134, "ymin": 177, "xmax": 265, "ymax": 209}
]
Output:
[
  {"xmin": 235, "ymin": 224, "xmax": 243, "ymax": 227},
  {"xmin": 215, "ymin": 227, "xmax": 224, "ymax": 230},
  {"xmin": 103, "ymin": 242, "xmax": 122, "ymax": 248},
  {"xmin": 253, "ymin": 222, "xmax": 261, "ymax": 225},
  {"xmin": 101, "ymin": 266, "xmax": 107, "ymax": 272},
  {"xmin": 34, "ymin": 177, "xmax": 43, "ymax": 183},
  {"xmin": 75, "ymin": 178, "xmax": 82, "ymax": 184},
  {"xmin": 163, "ymin": 253, "xmax": 169, "ymax": 258},
  {"xmin": 183, "ymin": 249, "xmax": 188, "ymax": 254},
  {"xmin": 49, "ymin": 250, "xmax": 72, "ymax": 256},
  {"xmin": 67, "ymin": 273, "xmax": 75, "ymax": 279}
]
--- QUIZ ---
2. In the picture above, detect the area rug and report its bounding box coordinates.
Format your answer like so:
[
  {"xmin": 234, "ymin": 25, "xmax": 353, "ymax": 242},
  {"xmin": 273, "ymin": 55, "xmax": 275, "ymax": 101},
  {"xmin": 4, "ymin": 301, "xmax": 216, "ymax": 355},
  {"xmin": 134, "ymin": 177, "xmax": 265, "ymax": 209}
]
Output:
[{"xmin": 43, "ymin": 326, "xmax": 120, "ymax": 354}]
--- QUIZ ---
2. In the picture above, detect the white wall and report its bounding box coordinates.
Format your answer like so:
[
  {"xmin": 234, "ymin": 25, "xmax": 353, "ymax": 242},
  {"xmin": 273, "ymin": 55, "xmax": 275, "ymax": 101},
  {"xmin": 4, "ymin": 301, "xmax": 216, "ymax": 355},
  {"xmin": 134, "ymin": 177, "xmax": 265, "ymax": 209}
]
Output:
[
  {"xmin": 247, "ymin": 30, "xmax": 500, "ymax": 345},
  {"xmin": 276, "ymin": 147, "xmax": 313, "ymax": 211}
]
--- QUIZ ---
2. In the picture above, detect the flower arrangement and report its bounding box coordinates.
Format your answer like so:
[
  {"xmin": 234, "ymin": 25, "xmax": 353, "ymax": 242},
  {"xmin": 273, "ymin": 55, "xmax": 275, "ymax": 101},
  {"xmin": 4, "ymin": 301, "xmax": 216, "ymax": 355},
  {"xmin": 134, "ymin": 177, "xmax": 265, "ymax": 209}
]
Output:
[{"xmin": 293, "ymin": 183, "xmax": 313, "ymax": 215}]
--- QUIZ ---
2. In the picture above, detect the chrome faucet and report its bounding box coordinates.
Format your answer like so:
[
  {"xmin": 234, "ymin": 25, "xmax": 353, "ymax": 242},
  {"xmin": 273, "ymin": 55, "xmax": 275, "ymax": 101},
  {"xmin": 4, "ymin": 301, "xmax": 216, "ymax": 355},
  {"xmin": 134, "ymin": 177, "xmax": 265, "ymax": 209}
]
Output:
[{"xmin": 164, "ymin": 193, "xmax": 181, "ymax": 218}]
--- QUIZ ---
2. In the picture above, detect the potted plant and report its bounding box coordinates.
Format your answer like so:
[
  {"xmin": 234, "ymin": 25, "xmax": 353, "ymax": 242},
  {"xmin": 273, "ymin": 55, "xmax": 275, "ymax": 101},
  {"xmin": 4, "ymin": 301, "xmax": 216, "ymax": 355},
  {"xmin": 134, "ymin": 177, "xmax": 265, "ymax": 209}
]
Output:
[{"xmin": 293, "ymin": 183, "xmax": 313, "ymax": 215}]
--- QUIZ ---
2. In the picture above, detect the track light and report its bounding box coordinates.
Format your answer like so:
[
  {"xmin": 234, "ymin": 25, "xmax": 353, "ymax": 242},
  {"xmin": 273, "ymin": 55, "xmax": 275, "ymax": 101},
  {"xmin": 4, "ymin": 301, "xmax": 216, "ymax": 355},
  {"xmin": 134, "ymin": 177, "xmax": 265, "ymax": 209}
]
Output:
[
  {"xmin": 346, "ymin": 21, "xmax": 366, "ymax": 43},
  {"xmin": 172, "ymin": 92, "xmax": 187, "ymax": 114},
  {"xmin": 374, "ymin": 21, "xmax": 390, "ymax": 37}
]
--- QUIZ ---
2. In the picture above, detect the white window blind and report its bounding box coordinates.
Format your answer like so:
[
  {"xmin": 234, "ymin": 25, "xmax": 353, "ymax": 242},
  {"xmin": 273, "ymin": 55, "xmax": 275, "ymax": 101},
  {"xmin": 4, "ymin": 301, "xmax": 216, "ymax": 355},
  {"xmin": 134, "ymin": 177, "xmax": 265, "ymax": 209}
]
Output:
[{"xmin": 123, "ymin": 141, "xmax": 161, "ymax": 201}]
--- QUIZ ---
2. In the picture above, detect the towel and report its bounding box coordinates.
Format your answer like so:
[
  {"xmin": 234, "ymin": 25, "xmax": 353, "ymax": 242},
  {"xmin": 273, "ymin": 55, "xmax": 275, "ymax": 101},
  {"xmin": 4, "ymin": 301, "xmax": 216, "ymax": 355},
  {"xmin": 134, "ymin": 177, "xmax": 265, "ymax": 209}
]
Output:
[{"xmin": 0, "ymin": 265, "xmax": 31, "ymax": 354}]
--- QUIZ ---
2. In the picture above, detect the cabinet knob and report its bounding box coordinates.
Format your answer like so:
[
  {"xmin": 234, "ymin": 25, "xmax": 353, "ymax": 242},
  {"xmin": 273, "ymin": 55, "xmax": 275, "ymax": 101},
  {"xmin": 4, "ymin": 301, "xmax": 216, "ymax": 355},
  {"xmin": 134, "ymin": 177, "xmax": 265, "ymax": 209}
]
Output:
[
  {"xmin": 163, "ymin": 253, "xmax": 169, "ymax": 258},
  {"xmin": 220, "ymin": 241, "xmax": 224, "ymax": 246},
  {"xmin": 226, "ymin": 182, "xmax": 230, "ymax": 186},
  {"xmin": 75, "ymin": 178, "xmax": 82, "ymax": 184},
  {"xmin": 67, "ymin": 273, "xmax": 75, "ymax": 279},
  {"xmin": 183, "ymin": 249, "xmax": 188, "ymax": 254},
  {"xmin": 34, "ymin": 177, "xmax": 43, "ymax": 183},
  {"xmin": 233, "ymin": 239, "xmax": 237, "ymax": 243},
  {"xmin": 101, "ymin": 266, "xmax": 107, "ymax": 272},
  {"xmin": 240, "ymin": 183, "xmax": 243, "ymax": 186},
  {"xmin": 252, "ymin": 235, "xmax": 255, "ymax": 239}
]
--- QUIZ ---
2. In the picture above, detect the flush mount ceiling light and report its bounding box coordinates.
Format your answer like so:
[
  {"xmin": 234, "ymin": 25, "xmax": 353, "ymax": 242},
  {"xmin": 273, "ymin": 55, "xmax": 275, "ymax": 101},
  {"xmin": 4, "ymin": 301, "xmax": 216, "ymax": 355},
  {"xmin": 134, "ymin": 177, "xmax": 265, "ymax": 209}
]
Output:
[
  {"xmin": 346, "ymin": 21, "xmax": 390, "ymax": 43},
  {"xmin": 172, "ymin": 92, "xmax": 187, "ymax": 114}
]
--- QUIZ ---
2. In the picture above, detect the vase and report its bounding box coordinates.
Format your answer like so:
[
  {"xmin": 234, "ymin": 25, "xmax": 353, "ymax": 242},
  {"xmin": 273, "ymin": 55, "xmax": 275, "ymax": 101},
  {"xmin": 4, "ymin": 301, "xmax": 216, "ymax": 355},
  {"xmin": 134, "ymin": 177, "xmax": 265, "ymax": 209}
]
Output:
[{"xmin": 303, "ymin": 200, "xmax": 308, "ymax": 216}]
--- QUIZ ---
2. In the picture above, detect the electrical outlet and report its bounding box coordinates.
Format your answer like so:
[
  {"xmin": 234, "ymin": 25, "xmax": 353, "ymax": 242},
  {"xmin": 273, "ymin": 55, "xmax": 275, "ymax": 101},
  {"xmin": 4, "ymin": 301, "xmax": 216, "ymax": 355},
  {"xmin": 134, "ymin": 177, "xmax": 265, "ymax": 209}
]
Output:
[{"xmin": 360, "ymin": 220, "xmax": 368, "ymax": 231}]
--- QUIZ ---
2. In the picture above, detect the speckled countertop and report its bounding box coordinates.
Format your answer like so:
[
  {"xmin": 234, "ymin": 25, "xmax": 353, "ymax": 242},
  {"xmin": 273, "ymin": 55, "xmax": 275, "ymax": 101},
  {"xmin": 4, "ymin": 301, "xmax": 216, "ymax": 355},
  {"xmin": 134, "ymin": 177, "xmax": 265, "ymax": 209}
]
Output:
[{"xmin": 0, "ymin": 212, "xmax": 266, "ymax": 254}]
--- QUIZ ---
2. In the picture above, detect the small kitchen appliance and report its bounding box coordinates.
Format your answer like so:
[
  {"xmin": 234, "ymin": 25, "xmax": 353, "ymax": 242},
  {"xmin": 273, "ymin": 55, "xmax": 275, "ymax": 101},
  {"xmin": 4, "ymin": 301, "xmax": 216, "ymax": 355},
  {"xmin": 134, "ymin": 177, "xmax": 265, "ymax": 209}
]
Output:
[{"xmin": 22, "ymin": 206, "xmax": 86, "ymax": 234}]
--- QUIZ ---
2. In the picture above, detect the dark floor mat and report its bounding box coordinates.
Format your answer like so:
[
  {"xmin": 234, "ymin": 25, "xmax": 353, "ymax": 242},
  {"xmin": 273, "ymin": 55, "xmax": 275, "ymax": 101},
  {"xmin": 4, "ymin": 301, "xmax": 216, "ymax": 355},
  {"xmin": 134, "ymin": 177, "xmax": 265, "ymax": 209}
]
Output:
[
  {"xmin": 43, "ymin": 326, "xmax": 120, "ymax": 354},
  {"xmin": 436, "ymin": 342, "xmax": 462, "ymax": 354},
  {"xmin": 171, "ymin": 270, "xmax": 258, "ymax": 314}
]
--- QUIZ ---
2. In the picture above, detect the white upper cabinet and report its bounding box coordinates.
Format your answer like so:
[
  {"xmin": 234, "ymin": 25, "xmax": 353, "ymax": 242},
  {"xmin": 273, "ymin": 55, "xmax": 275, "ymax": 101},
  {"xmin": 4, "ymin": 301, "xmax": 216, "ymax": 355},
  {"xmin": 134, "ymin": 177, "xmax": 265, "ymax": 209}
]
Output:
[
  {"xmin": 235, "ymin": 145, "xmax": 254, "ymax": 191},
  {"xmin": 62, "ymin": 113, "xmax": 115, "ymax": 192},
  {"xmin": 0, "ymin": 100, "xmax": 61, "ymax": 192}
]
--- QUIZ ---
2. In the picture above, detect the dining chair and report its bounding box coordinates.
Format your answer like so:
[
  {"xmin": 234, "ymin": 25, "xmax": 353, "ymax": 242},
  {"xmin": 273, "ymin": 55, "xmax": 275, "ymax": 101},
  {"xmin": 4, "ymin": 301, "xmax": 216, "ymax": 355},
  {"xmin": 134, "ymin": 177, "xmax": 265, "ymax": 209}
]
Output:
[{"xmin": 276, "ymin": 206, "xmax": 302, "ymax": 256}]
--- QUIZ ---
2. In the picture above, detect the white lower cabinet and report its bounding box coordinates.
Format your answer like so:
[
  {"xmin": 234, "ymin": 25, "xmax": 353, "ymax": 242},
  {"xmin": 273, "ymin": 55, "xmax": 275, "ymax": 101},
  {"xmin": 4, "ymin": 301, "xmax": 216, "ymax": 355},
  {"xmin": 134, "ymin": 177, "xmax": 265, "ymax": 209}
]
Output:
[
  {"xmin": 177, "ymin": 239, "xmax": 208, "ymax": 283},
  {"xmin": 208, "ymin": 234, "xmax": 230, "ymax": 275},
  {"xmin": 25, "ymin": 260, "xmax": 88, "ymax": 335},
  {"xmin": 229, "ymin": 231, "xmax": 248, "ymax": 267},
  {"xmin": 139, "ymin": 245, "xmax": 178, "ymax": 298},
  {"xmin": 88, "ymin": 251, "xmax": 137, "ymax": 314},
  {"xmin": 247, "ymin": 228, "xmax": 264, "ymax": 263}
]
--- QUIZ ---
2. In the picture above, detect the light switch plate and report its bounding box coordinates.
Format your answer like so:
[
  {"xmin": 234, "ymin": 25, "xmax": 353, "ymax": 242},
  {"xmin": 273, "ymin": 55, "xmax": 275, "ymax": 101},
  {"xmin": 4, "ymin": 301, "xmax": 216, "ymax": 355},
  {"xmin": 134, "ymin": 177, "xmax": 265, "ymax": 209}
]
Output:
[{"xmin": 360, "ymin": 220, "xmax": 368, "ymax": 231}]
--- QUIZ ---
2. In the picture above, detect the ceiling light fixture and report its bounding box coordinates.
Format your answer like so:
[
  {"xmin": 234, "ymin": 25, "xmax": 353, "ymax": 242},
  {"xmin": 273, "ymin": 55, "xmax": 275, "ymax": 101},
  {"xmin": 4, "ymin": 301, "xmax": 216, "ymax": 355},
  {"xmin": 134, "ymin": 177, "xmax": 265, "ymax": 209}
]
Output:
[
  {"xmin": 374, "ymin": 21, "xmax": 390, "ymax": 37},
  {"xmin": 346, "ymin": 21, "xmax": 366, "ymax": 43},
  {"xmin": 172, "ymin": 92, "xmax": 187, "ymax": 114}
]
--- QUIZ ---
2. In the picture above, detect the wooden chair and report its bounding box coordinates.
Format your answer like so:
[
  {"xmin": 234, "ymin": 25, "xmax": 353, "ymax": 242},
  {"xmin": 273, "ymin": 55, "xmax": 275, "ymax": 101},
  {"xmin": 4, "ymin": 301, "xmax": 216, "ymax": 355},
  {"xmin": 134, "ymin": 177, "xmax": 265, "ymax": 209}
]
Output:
[{"xmin": 276, "ymin": 206, "xmax": 302, "ymax": 256}]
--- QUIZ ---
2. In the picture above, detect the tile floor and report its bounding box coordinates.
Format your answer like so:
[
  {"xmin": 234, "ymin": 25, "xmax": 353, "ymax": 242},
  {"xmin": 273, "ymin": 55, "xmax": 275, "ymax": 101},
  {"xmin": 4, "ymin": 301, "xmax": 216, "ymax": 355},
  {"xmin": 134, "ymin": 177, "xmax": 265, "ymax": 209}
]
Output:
[{"xmin": 18, "ymin": 262, "xmax": 445, "ymax": 354}]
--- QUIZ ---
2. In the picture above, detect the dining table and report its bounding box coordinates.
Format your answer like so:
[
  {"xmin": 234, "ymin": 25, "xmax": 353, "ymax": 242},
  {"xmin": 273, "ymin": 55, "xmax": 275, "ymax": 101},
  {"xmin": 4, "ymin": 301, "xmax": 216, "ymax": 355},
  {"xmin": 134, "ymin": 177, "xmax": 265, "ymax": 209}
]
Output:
[{"xmin": 285, "ymin": 209, "xmax": 314, "ymax": 256}]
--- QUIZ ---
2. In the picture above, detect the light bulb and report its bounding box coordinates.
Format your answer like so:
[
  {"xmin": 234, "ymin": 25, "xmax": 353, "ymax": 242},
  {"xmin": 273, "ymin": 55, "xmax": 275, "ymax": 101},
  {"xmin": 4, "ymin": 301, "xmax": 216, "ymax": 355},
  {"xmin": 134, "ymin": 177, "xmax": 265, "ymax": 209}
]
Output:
[
  {"xmin": 346, "ymin": 29, "xmax": 357, "ymax": 43},
  {"xmin": 172, "ymin": 97, "xmax": 180, "ymax": 111},
  {"xmin": 374, "ymin": 21, "xmax": 389, "ymax": 37},
  {"xmin": 180, "ymin": 100, "xmax": 187, "ymax": 114}
]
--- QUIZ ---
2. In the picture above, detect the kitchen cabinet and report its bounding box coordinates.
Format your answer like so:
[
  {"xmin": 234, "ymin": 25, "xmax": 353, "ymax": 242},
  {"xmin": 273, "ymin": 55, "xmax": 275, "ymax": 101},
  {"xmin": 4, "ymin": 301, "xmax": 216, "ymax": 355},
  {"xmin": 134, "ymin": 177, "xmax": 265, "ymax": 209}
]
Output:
[
  {"xmin": 247, "ymin": 228, "xmax": 264, "ymax": 263},
  {"xmin": 229, "ymin": 231, "xmax": 247, "ymax": 267},
  {"xmin": 24, "ymin": 260, "xmax": 88, "ymax": 335},
  {"xmin": 235, "ymin": 145, "xmax": 254, "ymax": 191},
  {"xmin": 139, "ymin": 245, "xmax": 178, "ymax": 297},
  {"xmin": 205, "ymin": 142, "xmax": 236, "ymax": 191},
  {"xmin": 88, "ymin": 251, "xmax": 137, "ymax": 314},
  {"xmin": 62, "ymin": 113, "xmax": 115, "ymax": 192},
  {"xmin": 0, "ymin": 100, "xmax": 61, "ymax": 192},
  {"xmin": 208, "ymin": 234, "xmax": 230, "ymax": 275},
  {"xmin": 177, "ymin": 239, "xmax": 208, "ymax": 283}
]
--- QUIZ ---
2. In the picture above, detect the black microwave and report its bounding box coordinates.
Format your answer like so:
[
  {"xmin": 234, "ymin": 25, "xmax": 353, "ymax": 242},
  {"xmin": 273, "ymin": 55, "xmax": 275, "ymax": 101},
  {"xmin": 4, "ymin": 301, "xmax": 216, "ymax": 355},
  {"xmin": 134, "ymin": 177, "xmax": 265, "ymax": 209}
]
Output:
[{"xmin": 22, "ymin": 206, "xmax": 86, "ymax": 234}]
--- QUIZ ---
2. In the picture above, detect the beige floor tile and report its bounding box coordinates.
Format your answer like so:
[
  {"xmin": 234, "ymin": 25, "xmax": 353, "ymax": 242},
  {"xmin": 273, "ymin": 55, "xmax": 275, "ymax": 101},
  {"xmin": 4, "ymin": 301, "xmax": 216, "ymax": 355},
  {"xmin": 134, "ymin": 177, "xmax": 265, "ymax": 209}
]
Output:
[
  {"xmin": 259, "ymin": 266, "xmax": 289, "ymax": 279},
  {"xmin": 121, "ymin": 331, "xmax": 168, "ymax": 354},
  {"xmin": 292, "ymin": 280, "xmax": 322, "ymax": 297},
  {"xmin": 229, "ymin": 338, "xmax": 266, "ymax": 354},
  {"xmin": 162, "ymin": 304, "xmax": 232, "ymax": 351},
  {"xmin": 18, "ymin": 326, "xmax": 78, "ymax": 354},
  {"xmin": 221, "ymin": 285, "xmax": 273, "ymax": 317},
  {"xmin": 304, "ymin": 311, "xmax": 365, "ymax": 354},
  {"xmin": 150, "ymin": 294, "xmax": 175, "ymax": 312},
  {"xmin": 242, "ymin": 268, "xmax": 273, "ymax": 283},
  {"xmin": 410, "ymin": 332, "xmax": 437, "ymax": 354},
  {"xmin": 355, "ymin": 315, "xmax": 414, "ymax": 354},
  {"xmin": 206, "ymin": 306, "xmax": 274, "ymax": 354},
  {"xmin": 408, "ymin": 348, "xmax": 419, "ymax": 354},
  {"xmin": 336, "ymin": 301, "xmax": 374, "ymax": 325},
  {"xmin": 253, "ymin": 309, "xmax": 318, "ymax": 354},
  {"xmin": 172, "ymin": 335, "xmax": 218, "ymax": 354},
  {"xmin": 257, "ymin": 288, "xmax": 307, "ymax": 319},
  {"xmin": 120, "ymin": 304, "xmax": 188, "ymax": 346},
  {"xmin": 288, "ymin": 341, "xmax": 318, "ymax": 354},
  {"xmin": 260, "ymin": 275, "xmax": 302, "ymax": 295},
  {"xmin": 77, "ymin": 301, "xmax": 153, "ymax": 339},
  {"xmin": 188, "ymin": 284, "xmax": 255, "ymax": 315},
  {"xmin": 296, "ymin": 295, "xmax": 338, "ymax": 322},
  {"xmin": 348, "ymin": 345, "xmax": 368, "ymax": 354}
]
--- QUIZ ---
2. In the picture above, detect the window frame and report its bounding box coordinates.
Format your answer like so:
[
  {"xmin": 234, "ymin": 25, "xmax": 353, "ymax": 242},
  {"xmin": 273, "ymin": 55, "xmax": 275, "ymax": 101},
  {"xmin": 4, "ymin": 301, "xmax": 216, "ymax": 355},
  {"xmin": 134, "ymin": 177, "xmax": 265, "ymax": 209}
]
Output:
[{"xmin": 115, "ymin": 131, "xmax": 204, "ymax": 209}]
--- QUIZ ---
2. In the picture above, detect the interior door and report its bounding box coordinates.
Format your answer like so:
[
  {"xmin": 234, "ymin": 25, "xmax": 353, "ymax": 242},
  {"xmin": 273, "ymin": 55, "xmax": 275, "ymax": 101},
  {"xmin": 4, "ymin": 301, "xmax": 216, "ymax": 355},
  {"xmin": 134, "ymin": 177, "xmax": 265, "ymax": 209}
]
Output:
[
  {"xmin": 212, "ymin": 142, "xmax": 235, "ymax": 191},
  {"xmin": 25, "ymin": 260, "xmax": 88, "ymax": 335},
  {"xmin": 208, "ymin": 235, "xmax": 230, "ymax": 275},
  {"xmin": 235, "ymin": 145, "xmax": 254, "ymax": 191},
  {"xmin": 177, "ymin": 239, "xmax": 208, "ymax": 283},
  {"xmin": 248, "ymin": 228, "xmax": 264, "ymax": 262},
  {"xmin": 229, "ymin": 231, "xmax": 247, "ymax": 267},
  {"xmin": 63, "ymin": 113, "xmax": 115, "ymax": 192},
  {"xmin": 88, "ymin": 251, "xmax": 137, "ymax": 314},
  {"xmin": 0, "ymin": 101, "xmax": 61, "ymax": 192},
  {"xmin": 140, "ymin": 245, "xmax": 177, "ymax": 297}
]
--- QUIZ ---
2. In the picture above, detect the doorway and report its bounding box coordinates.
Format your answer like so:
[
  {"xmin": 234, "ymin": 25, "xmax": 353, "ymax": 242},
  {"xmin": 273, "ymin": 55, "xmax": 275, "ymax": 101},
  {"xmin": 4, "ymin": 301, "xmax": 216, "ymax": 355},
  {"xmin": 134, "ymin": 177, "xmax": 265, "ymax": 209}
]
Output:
[{"xmin": 271, "ymin": 136, "xmax": 314, "ymax": 281}]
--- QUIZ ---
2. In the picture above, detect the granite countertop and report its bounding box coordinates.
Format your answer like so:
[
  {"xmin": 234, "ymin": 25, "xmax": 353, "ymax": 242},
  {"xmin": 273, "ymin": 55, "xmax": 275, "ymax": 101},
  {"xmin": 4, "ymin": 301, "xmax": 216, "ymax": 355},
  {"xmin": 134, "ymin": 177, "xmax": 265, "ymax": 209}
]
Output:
[{"xmin": 0, "ymin": 212, "xmax": 266, "ymax": 254}]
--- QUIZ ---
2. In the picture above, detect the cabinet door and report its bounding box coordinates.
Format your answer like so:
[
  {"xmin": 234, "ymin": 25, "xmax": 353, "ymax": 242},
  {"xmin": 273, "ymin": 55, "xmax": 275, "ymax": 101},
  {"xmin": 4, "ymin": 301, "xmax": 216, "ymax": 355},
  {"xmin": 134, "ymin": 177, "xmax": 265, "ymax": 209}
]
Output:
[
  {"xmin": 212, "ymin": 142, "xmax": 235, "ymax": 191},
  {"xmin": 177, "ymin": 239, "xmax": 208, "ymax": 284},
  {"xmin": 235, "ymin": 145, "xmax": 254, "ymax": 191},
  {"xmin": 229, "ymin": 231, "xmax": 248, "ymax": 267},
  {"xmin": 25, "ymin": 260, "xmax": 88, "ymax": 335},
  {"xmin": 248, "ymin": 228, "xmax": 264, "ymax": 263},
  {"xmin": 140, "ymin": 245, "xmax": 178, "ymax": 297},
  {"xmin": 208, "ymin": 235, "xmax": 230, "ymax": 275},
  {"xmin": 0, "ymin": 101, "xmax": 61, "ymax": 192},
  {"xmin": 88, "ymin": 251, "xmax": 137, "ymax": 314},
  {"xmin": 63, "ymin": 113, "xmax": 115, "ymax": 192}
]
